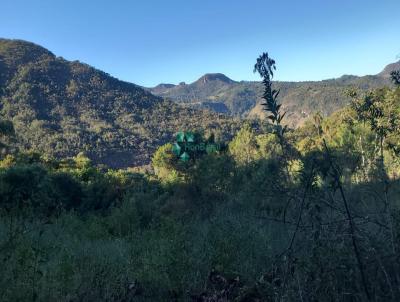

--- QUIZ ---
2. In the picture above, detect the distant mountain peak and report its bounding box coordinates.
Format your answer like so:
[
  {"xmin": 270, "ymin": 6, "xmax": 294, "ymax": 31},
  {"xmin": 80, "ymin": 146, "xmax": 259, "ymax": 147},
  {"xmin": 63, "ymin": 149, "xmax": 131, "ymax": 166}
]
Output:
[
  {"xmin": 196, "ymin": 73, "xmax": 235, "ymax": 84},
  {"xmin": 153, "ymin": 83, "xmax": 175, "ymax": 89},
  {"xmin": 378, "ymin": 60, "xmax": 400, "ymax": 78}
]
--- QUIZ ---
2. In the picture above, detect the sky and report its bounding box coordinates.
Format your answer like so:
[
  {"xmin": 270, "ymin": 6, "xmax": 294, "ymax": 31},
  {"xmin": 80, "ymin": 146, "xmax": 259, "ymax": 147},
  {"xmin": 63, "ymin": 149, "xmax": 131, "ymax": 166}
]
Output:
[{"xmin": 1, "ymin": 0, "xmax": 399, "ymax": 87}]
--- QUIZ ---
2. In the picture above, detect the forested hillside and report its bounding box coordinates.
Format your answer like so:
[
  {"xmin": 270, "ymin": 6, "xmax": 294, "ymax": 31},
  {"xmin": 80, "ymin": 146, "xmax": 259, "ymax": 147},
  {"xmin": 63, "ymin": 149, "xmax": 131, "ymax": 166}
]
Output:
[
  {"xmin": 1, "ymin": 48, "xmax": 400, "ymax": 301},
  {"xmin": 149, "ymin": 62, "xmax": 399, "ymax": 127},
  {"xmin": 0, "ymin": 39, "xmax": 238, "ymax": 167},
  {"xmin": 2, "ymin": 0, "xmax": 400, "ymax": 298}
]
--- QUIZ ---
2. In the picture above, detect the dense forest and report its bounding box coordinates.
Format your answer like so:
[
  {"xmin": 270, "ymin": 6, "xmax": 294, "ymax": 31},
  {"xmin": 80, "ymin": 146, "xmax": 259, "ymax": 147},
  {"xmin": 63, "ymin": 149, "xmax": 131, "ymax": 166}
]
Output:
[
  {"xmin": 0, "ymin": 39, "xmax": 239, "ymax": 168},
  {"xmin": 1, "ymin": 43, "xmax": 400, "ymax": 301}
]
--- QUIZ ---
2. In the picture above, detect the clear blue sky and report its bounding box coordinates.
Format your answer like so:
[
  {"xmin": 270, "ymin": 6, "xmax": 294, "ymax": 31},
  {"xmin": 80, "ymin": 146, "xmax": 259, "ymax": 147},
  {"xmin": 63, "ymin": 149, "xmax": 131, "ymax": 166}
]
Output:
[{"xmin": 1, "ymin": 0, "xmax": 399, "ymax": 87}]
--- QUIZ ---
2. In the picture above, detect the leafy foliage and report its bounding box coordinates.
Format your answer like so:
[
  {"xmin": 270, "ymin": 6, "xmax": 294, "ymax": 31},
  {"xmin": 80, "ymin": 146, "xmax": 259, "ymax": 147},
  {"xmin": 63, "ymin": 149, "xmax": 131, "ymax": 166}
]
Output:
[
  {"xmin": 0, "ymin": 119, "xmax": 14, "ymax": 155},
  {"xmin": 390, "ymin": 70, "xmax": 400, "ymax": 85},
  {"xmin": 0, "ymin": 39, "xmax": 239, "ymax": 168},
  {"xmin": 2, "ymin": 42, "xmax": 400, "ymax": 302}
]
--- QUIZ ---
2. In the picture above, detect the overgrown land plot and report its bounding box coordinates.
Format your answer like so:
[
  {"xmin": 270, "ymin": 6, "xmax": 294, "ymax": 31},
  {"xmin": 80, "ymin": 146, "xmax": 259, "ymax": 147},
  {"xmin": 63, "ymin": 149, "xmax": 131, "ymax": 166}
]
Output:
[{"xmin": 1, "ymin": 40, "xmax": 400, "ymax": 301}]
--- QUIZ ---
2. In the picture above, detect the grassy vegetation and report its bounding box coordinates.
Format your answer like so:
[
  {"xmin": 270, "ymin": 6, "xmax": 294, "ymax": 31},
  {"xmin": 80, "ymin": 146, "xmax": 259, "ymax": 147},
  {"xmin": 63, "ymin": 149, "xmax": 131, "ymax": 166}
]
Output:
[
  {"xmin": 1, "ymin": 43, "xmax": 400, "ymax": 301},
  {"xmin": 1, "ymin": 75, "xmax": 400, "ymax": 300}
]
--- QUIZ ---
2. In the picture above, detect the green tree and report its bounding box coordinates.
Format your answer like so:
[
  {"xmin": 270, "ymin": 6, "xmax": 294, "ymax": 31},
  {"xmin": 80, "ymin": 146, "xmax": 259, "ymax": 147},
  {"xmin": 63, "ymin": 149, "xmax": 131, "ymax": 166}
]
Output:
[
  {"xmin": 391, "ymin": 70, "xmax": 400, "ymax": 85},
  {"xmin": 152, "ymin": 143, "xmax": 183, "ymax": 183},
  {"xmin": 228, "ymin": 124, "xmax": 259, "ymax": 165},
  {"xmin": 0, "ymin": 119, "xmax": 15, "ymax": 156},
  {"xmin": 349, "ymin": 88, "xmax": 400, "ymax": 176}
]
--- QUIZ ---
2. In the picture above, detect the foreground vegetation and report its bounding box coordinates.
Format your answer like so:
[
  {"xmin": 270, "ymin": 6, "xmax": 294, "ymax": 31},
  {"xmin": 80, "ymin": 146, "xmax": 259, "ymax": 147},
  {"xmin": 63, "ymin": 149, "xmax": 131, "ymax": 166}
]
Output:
[{"xmin": 1, "ymin": 55, "xmax": 400, "ymax": 301}]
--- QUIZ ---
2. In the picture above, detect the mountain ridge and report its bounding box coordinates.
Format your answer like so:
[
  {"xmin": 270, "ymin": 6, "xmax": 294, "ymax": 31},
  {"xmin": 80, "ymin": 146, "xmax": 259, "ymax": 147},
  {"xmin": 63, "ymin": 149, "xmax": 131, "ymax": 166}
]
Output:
[
  {"xmin": 0, "ymin": 38, "xmax": 237, "ymax": 167},
  {"xmin": 195, "ymin": 73, "xmax": 236, "ymax": 85},
  {"xmin": 378, "ymin": 60, "xmax": 400, "ymax": 77},
  {"xmin": 152, "ymin": 60, "xmax": 399, "ymax": 88},
  {"xmin": 149, "ymin": 63, "xmax": 397, "ymax": 126}
]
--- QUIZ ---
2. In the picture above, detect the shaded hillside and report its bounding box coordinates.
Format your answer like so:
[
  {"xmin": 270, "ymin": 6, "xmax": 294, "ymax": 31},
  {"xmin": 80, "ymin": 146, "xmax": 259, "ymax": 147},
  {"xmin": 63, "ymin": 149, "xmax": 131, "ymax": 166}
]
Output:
[
  {"xmin": 0, "ymin": 39, "xmax": 238, "ymax": 167},
  {"xmin": 149, "ymin": 63, "xmax": 397, "ymax": 127},
  {"xmin": 2, "ymin": 78, "xmax": 400, "ymax": 301}
]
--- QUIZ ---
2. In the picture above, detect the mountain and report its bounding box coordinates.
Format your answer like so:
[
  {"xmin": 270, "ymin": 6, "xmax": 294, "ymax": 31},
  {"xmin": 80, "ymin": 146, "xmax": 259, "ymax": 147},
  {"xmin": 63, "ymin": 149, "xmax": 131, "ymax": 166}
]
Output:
[
  {"xmin": 1, "ymin": 38, "xmax": 397, "ymax": 167},
  {"xmin": 148, "ymin": 73, "xmax": 251, "ymax": 115},
  {"xmin": 149, "ymin": 63, "xmax": 397, "ymax": 127},
  {"xmin": 0, "ymin": 39, "xmax": 237, "ymax": 167},
  {"xmin": 378, "ymin": 60, "xmax": 400, "ymax": 78},
  {"xmin": 196, "ymin": 73, "xmax": 236, "ymax": 84}
]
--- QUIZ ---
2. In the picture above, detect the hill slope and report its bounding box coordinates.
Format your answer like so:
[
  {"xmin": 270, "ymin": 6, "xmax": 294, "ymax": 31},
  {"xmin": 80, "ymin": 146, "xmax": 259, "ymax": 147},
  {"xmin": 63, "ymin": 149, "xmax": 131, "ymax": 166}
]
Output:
[
  {"xmin": 378, "ymin": 61, "xmax": 400, "ymax": 78},
  {"xmin": 0, "ymin": 39, "xmax": 237, "ymax": 167},
  {"xmin": 149, "ymin": 63, "xmax": 397, "ymax": 127}
]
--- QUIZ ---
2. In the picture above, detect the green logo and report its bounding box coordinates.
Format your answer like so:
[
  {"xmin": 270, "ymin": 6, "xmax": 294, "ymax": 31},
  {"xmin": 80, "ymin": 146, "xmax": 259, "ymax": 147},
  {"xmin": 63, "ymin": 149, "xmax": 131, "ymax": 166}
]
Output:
[{"xmin": 172, "ymin": 131, "xmax": 221, "ymax": 161}]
